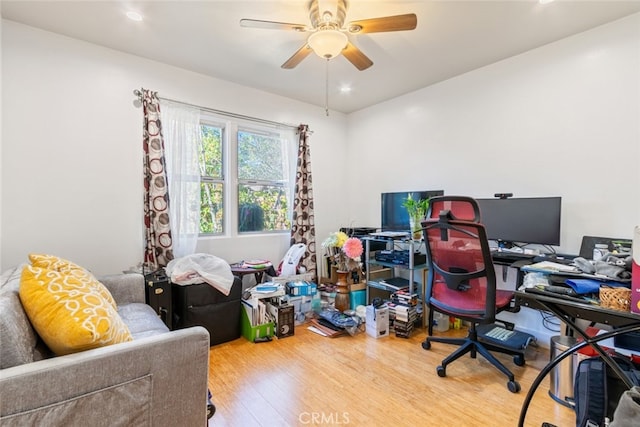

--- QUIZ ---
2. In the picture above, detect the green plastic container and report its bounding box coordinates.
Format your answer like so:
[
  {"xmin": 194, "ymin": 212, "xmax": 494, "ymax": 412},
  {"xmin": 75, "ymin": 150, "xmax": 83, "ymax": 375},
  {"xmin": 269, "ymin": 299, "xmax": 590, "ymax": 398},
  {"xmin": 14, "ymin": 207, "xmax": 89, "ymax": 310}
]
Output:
[{"xmin": 241, "ymin": 306, "xmax": 274, "ymax": 342}]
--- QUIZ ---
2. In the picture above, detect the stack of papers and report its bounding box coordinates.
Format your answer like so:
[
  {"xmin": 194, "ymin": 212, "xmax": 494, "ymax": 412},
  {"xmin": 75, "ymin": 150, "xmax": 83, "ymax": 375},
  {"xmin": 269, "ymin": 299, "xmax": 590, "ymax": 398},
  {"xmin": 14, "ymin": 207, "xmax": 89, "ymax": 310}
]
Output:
[
  {"xmin": 524, "ymin": 261, "xmax": 580, "ymax": 273},
  {"xmin": 241, "ymin": 299, "xmax": 270, "ymax": 326},
  {"xmin": 245, "ymin": 282, "xmax": 285, "ymax": 299}
]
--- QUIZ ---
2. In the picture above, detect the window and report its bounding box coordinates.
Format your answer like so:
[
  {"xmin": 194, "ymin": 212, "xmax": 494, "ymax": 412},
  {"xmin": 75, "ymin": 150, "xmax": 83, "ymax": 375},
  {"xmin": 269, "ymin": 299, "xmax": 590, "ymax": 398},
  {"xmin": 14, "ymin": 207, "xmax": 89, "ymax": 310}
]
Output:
[
  {"xmin": 199, "ymin": 122, "xmax": 224, "ymax": 234},
  {"xmin": 198, "ymin": 114, "xmax": 296, "ymax": 235}
]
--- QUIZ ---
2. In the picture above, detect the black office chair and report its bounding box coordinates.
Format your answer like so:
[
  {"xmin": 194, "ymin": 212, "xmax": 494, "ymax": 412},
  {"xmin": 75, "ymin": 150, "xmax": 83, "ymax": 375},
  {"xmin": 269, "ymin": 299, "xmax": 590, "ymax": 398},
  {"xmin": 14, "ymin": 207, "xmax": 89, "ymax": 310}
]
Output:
[{"xmin": 421, "ymin": 197, "xmax": 526, "ymax": 393}]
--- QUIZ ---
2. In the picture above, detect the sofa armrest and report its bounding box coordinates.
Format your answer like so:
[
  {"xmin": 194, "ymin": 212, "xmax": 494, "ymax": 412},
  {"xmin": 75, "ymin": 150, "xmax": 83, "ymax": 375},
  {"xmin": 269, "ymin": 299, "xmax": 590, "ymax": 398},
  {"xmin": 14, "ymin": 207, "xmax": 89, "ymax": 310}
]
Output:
[
  {"xmin": 0, "ymin": 327, "xmax": 210, "ymax": 426},
  {"xmin": 99, "ymin": 273, "xmax": 146, "ymax": 304}
]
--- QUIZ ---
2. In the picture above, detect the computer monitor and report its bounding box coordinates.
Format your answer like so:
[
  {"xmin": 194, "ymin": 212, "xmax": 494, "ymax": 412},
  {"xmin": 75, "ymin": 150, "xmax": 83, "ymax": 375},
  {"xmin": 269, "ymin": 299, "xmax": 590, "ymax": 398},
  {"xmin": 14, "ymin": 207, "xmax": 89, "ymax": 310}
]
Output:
[
  {"xmin": 475, "ymin": 196, "xmax": 562, "ymax": 247},
  {"xmin": 381, "ymin": 190, "xmax": 445, "ymax": 231}
]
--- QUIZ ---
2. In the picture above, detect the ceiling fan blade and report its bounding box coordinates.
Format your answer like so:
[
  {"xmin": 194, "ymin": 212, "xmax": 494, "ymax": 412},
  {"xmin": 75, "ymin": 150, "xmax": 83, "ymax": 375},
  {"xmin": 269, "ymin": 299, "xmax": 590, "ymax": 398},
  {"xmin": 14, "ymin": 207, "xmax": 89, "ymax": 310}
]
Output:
[
  {"xmin": 308, "ymin": 0, "xmax": 320, "ymax": 28},
  {"xmin": 342, "ymin": 42, "xmax": 373, "ymax": 71},
  {"xmin": 347, "ymin": 13, "xmax": 417, "ymax": 34},
  {"xmin": 240, "ymin": 19, "xmax": 308, "ymax": 32},
  {"xmin": 281, "ymin": 44, "xmax": 313, "ymax": 69}
]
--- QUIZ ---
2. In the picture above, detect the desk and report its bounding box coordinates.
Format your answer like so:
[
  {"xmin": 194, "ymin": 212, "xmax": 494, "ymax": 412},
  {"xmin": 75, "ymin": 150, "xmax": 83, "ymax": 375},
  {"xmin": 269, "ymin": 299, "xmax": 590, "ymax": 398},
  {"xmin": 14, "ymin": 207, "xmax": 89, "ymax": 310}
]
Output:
[
  {"xmin": 230, "ymin": 265, "xmax": 270, "ymax": 285},
  {"xmin": 515, "ymin": 290, "xmax": 640, "ymax": 427}
]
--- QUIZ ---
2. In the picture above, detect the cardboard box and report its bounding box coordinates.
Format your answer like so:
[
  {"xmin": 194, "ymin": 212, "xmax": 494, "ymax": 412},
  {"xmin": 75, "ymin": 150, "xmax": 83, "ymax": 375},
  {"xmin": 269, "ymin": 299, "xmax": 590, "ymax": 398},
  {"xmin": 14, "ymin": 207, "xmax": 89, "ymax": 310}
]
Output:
[
  {"xmin": 240, "ymin": 308, "xmax": 274, "ymax": 342},
  {"xmin": 350, "ymin": 282, "xmax": 366, "ymax": 292},
  {"xmin": 286, "ymin": 281, "xmax": 317, "ymax": 296},
  {"xmin": 287, "ymin": 295, "xmax": 312, "ymax": 325},
  {"xmin": 366, "ymin": 304, "xmax": 389, "ymax": 339},
  {"xmin": 287, "ymin": 295, "xmax": 312, "ymax": 313},
  {"xmin": 368, "ymin": 267, "xmax": 393, "ymax": 281},
  {"xmin": 266, "ymin": 302, "xmax": 295, "ymax": 338},
  {"xmin": 269, "ymin": 272, "xmax": 315, "ymax": 285}
]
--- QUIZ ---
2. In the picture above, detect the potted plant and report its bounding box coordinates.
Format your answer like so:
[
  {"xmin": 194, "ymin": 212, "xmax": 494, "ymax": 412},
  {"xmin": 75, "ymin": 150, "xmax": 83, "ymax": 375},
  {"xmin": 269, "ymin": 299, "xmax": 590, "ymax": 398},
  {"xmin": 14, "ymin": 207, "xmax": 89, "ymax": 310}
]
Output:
[{"xmin": 403, "ymin": 194, "xmax": 430, "ymax": 239}]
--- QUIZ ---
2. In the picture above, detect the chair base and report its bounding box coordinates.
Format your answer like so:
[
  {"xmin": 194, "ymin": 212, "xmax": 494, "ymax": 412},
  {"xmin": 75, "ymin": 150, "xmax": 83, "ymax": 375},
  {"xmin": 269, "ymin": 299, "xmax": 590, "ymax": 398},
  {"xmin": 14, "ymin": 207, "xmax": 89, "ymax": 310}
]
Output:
[{"xmin": 422, "ymin": 325, "xmax": 525, "ymax": 393}]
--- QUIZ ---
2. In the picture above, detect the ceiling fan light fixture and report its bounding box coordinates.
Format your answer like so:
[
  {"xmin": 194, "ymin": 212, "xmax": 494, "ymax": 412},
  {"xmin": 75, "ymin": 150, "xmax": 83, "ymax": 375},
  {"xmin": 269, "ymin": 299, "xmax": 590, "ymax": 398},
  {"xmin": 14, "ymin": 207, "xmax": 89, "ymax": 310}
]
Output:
[{"xmin": 308, "ymin": 29, "xmax": 348, "ymax": 59}]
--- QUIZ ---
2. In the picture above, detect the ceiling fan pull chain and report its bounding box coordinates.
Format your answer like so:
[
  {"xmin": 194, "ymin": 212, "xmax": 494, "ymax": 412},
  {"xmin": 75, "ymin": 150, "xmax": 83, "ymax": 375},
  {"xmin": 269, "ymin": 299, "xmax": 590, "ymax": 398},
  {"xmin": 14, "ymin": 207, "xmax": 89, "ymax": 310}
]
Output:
[{"xmin": 325, "ymin": 58, "xmax": 330, "ymax": 117}]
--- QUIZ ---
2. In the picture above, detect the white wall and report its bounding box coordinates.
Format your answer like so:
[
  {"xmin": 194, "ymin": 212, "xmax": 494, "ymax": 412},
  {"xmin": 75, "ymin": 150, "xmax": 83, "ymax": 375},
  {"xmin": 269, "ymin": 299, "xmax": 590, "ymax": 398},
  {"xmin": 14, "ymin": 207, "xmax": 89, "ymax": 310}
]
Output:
[
  {"xmin": 346, "ymin": 13, "xmax": 640, "ymax": 256},
  {"xmin": 345, "ymin": 13, "xmax": 640, "ymax": 346},
  {"xmin": 2, "ymin": 13, "xmax": 640, "ymax": 285},
  {"xmin": 0, "ymin": 16, "xmax": 3, "ymax": 269},
  {"xmin": 1, "ymin": 20, "xmax": 348, "ymax": 276}
]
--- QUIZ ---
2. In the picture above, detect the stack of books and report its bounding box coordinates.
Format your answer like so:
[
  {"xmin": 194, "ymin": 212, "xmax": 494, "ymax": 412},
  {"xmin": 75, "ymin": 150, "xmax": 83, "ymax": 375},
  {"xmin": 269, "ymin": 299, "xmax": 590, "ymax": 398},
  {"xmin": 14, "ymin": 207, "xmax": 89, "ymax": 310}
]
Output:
[{"xmin": 388, "ymin": 288, "xmax": 419, "ymax": 338}]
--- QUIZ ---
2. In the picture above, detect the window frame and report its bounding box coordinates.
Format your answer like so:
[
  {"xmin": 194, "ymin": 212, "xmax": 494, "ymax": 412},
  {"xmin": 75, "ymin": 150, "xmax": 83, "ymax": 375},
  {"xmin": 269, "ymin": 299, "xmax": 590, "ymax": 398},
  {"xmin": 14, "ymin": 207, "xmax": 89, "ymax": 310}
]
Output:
[
  {"xmin": 198, "ymin": 117, "xmax": 227, "ymax": 235},
  {"xmin": 197, "ymin": 112, "xmax": 297, "ymax": 238}
]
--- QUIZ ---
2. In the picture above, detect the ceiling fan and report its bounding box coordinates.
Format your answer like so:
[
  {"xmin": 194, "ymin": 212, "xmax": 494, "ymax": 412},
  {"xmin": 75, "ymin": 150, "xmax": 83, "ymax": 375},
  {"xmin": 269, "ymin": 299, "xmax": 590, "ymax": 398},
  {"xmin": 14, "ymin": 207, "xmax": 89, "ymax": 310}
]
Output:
[{"xmin": 240, "ymin": 0, "xmax": 417, "ymax": 71}]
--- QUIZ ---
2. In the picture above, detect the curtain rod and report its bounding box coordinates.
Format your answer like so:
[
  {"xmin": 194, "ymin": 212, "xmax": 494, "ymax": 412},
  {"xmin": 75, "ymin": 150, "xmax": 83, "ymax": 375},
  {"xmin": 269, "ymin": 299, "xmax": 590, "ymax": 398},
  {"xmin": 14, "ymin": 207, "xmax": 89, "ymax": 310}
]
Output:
[{"xmin": 133, "ymin": 89, "xmax": 301, "ymax": 131}]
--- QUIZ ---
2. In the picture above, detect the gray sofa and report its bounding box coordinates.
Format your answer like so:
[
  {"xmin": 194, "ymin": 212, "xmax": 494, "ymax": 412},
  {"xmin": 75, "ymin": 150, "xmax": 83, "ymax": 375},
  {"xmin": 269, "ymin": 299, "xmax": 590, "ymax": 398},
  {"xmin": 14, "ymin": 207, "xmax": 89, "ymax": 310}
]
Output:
[{"xmin": 0, "ymin": 265, "xmax": 211, "ymax": 426}]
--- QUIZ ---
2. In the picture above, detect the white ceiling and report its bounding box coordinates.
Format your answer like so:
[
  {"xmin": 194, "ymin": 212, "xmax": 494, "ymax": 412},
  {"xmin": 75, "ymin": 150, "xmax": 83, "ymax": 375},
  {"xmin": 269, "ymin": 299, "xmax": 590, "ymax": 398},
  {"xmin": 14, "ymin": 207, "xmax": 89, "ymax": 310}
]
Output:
[{"xmin": 3, "ymin": 0, "xmax": 640, "ymax": 114}]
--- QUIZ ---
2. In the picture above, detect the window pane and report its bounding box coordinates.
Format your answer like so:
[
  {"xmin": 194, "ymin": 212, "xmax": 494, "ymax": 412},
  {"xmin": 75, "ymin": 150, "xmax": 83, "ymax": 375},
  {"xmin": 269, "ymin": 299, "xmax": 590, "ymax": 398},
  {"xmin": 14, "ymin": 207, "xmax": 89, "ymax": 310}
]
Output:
[
  {"xmin": 238, "ymin": 183, "xmax": 291, "ymax": 232},
  {"xmin": 238, "ymin": 130, "xmax": 287, "ymax": 182},
  {"xmin": 200, "ymin": 124, "xmax": 223, "ymax": 178},
  {"xmin": 200, "ymin": 181, "xmax": 223, "ymax": 234}
]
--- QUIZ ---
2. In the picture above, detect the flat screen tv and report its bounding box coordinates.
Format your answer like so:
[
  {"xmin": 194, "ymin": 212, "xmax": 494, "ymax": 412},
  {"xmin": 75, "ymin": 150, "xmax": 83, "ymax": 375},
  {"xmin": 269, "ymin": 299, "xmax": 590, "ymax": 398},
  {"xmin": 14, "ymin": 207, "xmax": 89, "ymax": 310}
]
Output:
[
  {"xmin": 475, "ymin": 196, "xmax": 562, "ymax": 247},
  {"xmin": 381, "ymin": 190, "xmax": 445, "ymax": 231}
]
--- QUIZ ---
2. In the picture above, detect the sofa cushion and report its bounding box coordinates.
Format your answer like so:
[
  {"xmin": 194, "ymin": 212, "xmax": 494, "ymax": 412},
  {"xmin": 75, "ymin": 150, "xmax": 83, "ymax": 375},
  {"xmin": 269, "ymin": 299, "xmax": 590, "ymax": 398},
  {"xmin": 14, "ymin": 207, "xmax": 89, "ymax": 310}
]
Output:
[
  {"xmin": 118, "ymin": 303, "xmax": 170, "ymax": 340},
  {"xmin": 0, "ymin": 289, "xmax": 38, "ymax": 369},
  {"xmin": 19, "ymin": 265, "xmax": 132, "ymax": 356},
  {"xmin": 28, "ymin": 253, "xmax": 117, "ymax": 308}
]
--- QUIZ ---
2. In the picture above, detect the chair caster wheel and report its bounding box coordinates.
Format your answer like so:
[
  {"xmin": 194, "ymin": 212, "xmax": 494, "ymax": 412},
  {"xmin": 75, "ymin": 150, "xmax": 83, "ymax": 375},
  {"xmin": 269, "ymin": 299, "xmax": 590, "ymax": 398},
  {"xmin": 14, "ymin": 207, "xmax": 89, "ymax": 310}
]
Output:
[
  {"xmin": 436, "ymin": 366, "xmax": 446, "ymax": 377},
  {"xmin": 207, "ymin": 390, "xmax": 216, "ymax": 419},
  {"xmin": 514, "ymin": 354, "xmax": 525, "ymax": 366},
  {"xmin": 207, "ymin": 402, "xmax": 216, "ymax": 419},
  {"xmin": 507, "ymin": 380, "xmax": 521, "ymax": 393},
  {"xmin": 422, "ymin": 341, "xmax": 431, "ymax": 350}
]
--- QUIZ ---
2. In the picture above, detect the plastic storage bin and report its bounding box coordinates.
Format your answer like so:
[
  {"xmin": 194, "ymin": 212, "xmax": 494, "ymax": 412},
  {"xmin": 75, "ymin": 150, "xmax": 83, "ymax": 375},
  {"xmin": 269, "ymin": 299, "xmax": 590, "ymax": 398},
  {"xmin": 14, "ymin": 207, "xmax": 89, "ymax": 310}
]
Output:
[{"xmin": 240, "ymin": 307, "xmax": 274, "ymax": 342}]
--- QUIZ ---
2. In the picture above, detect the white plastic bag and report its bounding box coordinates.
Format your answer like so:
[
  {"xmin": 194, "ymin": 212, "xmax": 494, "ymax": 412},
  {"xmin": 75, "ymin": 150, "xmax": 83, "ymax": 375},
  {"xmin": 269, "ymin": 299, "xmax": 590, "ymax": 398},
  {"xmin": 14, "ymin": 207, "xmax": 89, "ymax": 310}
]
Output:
[{"xmin": 166, "ymin": 253, "xmax": 234, "ymax": 295}]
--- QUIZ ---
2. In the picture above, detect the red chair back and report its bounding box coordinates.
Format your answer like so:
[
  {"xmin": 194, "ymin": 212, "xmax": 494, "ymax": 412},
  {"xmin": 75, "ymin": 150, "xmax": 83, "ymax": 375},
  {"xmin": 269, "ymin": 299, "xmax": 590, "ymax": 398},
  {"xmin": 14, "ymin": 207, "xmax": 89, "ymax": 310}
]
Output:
[{"xmin": 426, "ymin": 196, "xmax": 481, "ymax": 223}]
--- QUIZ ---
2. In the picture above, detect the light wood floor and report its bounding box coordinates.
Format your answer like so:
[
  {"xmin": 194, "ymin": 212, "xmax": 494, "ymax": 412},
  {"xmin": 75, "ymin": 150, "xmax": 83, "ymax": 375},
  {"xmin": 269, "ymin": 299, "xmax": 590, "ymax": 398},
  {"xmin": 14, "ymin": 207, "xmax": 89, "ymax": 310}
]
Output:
[{"xmin": 207, "ymin": 325, "xmax": 575, "ymax": 427}]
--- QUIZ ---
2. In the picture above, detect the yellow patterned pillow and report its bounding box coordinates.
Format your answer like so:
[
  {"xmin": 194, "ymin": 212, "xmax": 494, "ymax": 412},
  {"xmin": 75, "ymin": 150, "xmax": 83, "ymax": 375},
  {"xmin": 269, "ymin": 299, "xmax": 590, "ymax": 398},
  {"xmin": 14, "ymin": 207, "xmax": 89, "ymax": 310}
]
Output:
[
  {"xmin": 19, "ymin": 265, "xmax": 132, "ymax": 356},
  {"xmin": 28, "ymin": 254, "xmax": 116, "ymax": 308}
]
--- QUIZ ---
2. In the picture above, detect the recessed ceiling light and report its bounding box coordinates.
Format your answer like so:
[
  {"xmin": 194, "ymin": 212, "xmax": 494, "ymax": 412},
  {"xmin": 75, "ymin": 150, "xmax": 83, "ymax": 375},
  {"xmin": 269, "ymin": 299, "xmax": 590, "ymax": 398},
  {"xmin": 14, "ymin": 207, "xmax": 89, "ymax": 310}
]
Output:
[
  {"xmin": 126, "ymin": 11, "xmax": 143, "ymax": 22},
  {"xmin": 340, "ymin": 85, "xmax": 352, "ymax": 94}
]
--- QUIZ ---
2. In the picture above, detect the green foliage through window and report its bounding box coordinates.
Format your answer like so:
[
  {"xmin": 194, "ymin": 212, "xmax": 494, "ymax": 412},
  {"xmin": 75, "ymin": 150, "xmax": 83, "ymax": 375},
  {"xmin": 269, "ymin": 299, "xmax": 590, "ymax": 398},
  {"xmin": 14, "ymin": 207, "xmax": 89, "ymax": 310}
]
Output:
[
  {"xmin": 197, "ymin": 119, "xmax": 294, "ymax": 235},
  {"xmin": 199, "ymin": 124, "xmax": 224, "ymax": 234}
]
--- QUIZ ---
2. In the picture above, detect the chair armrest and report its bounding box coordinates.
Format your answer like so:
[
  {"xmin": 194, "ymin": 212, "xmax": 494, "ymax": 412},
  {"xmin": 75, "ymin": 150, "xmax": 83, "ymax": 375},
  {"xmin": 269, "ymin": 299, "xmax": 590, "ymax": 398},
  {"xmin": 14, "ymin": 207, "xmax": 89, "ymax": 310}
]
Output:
[
  {"xmin": 0, "ymin": 327, "xmax": 210, "ymax": 426},
  {"xmin": 99, "ymin": 273, "xmax": 146, "ymax": 304}
]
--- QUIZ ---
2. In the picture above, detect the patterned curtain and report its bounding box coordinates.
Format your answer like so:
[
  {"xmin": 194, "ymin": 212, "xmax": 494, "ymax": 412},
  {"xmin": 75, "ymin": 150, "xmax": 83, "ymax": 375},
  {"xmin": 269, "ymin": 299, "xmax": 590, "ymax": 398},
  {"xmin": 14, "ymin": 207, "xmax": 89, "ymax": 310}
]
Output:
[
  {"xmin": 290, "ymin": 124, "xmax": 316, "ymax": 278},
  {"xmin": 141, "ymin": 89, "xmax": 174, "ymax": 268}
]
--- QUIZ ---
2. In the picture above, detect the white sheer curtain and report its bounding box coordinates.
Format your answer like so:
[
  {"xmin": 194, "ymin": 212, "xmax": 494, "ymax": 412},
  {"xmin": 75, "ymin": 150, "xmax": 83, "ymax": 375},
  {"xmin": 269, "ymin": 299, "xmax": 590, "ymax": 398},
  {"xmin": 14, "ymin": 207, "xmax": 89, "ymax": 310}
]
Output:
[{"xmin": 160, "ymin": 101, "xmax": 201, "ymax": 258}]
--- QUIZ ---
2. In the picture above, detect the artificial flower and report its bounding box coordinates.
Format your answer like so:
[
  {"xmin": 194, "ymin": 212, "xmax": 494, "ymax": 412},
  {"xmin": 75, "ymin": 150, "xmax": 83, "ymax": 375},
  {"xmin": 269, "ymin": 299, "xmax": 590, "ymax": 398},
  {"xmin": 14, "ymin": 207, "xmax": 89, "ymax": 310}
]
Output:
[
  {"xmin": 342, "ymin": 237, "xmax": 363, "ymax": 260},
  {"xmin": 323, "ymin": 232, "xmax": 363, "ymax": 272},
  {"xmin": 322, "ymin": 231, "xmax": 349, "ymax": 249}
]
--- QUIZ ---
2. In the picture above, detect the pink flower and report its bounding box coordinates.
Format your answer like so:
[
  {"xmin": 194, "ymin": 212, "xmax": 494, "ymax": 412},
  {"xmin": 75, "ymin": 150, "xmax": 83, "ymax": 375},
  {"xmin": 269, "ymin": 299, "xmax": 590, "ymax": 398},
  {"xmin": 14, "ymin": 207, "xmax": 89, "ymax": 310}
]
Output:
[{"xmin": 342, "ymin": 237, "xmax": 363, "ymax": 260}]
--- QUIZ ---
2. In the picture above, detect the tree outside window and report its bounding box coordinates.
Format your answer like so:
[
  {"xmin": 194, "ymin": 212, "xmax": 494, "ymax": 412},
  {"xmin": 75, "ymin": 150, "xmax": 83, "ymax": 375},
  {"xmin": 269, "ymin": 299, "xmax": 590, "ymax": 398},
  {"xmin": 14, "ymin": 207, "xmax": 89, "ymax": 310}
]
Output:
[
  {"xmin": 238, "ymin": 128, "xmax": 292, "ymax": 233},
  {"xmin": 199, "ymin": 123, "xmax": 224, "ymax": 234},
  {"xmin": 198, "ymin": 118, "xmax": 294, "ymax": 235}
]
